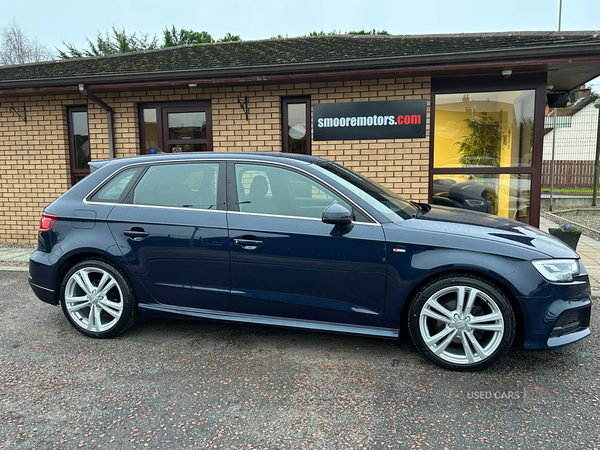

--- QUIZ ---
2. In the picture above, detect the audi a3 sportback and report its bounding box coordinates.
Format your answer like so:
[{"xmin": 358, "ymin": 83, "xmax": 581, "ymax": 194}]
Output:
[{"xmin": 29, "ymin": 152, "xmax": 591, "ymax": 371}]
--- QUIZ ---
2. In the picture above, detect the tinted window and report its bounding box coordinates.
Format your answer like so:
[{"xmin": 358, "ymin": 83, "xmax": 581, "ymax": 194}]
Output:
[
  {"xmin": 133, "ymin": 163, "xmax": 219, "ymax": 209},
  {"xmin": 313, "ymin": 162, "xmax": 419, "ymax": 221},
  {"xmin": 235, "ymin": 163, "xmax": 350, "ymax": 219},
  {"xmin": 90, "ymin": 168, "xmax": 140, "ymax": 203}
]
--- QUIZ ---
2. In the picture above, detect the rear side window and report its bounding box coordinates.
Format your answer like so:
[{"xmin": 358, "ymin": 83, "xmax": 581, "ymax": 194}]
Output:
[
  {"xmin": 132, "ymin": 163, "xmax": 220, "ymax": 210},
  {"xmin": 89, "ymin": 168, "xmax": 140, "ymax": 203}
]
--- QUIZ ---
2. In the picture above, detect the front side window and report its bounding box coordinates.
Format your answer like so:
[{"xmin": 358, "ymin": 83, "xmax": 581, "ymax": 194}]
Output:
[
  {"xmin": 132, "ymin": 163, "xmax": 220, "ymax": 210},
  {"xmin": 282, "ymin": 97, "xmax": 310, "ymax": 154},
  {"xmin": 67, "ymin": 106, "xmax": 90, "ymax": 185},
  {"xmin": 234, "ymin": 163, "xmax": 350, "ymax": 219}
]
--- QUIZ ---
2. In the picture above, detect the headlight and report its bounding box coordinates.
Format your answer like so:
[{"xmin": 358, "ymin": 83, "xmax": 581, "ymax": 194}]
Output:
[{"xmin": 532, "ymin": 259, "xmax": 580, "ymax": 282}]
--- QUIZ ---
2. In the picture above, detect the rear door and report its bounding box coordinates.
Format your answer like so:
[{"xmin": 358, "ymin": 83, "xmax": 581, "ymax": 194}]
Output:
[{"xmin": 107, "ymin": 161, "xmax": 230, "ymax": 311}]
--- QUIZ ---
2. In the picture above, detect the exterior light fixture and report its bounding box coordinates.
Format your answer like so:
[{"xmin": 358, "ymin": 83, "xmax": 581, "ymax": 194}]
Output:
[{"xmin": 502, "ymin": 69, "xmax": 512, "ymax": 79}]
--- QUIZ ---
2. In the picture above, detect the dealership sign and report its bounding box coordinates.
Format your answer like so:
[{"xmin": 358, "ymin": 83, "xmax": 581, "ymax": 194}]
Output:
[{"xmin": 313, "ymin": 100, "xmax": 426, "ymax": 141}]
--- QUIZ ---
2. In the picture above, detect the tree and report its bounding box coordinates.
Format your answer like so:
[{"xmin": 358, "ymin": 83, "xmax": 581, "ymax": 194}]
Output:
[
  {"xmin": 58, "ymin": 26, "xmax": 158, "ymax": 58},
  {"xmin": 163, "ymin": 26, "xmax": 214, "ymax": 47},
  {"xmin": 58, "ymin": 27, "xmax": 242, "ymax": 58},
  {"xmin": 0, "ymin": 20, "xmax": 53, "ymax": 65},
  {"xmin": 217, "ymin": 33, "xmax": 241, "ymax": 43}
]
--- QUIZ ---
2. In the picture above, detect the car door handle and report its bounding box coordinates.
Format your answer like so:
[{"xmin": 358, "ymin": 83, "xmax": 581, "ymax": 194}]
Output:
[
  {"xmin": 234, "ymin": 238, "xmax": 263, "ymax": 250},
  {"xmin": 123, "ymin": 229, "xmax": 149, "ymax": 241}
]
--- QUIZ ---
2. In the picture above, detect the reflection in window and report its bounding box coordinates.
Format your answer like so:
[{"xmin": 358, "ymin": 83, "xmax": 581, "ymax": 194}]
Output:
[
  {"xmin": 432, "ymin": 174, "xmax": 531, "ymax": 222},
  {"xmin": 434, "ymin": 90, "xmax": 535, "ymax": 168},
  {"xmin": 142, "ymin": 109, "xmax": 158, "ymax": 153},
  {"xmin": 133, "ymin": 163, "xmax": 219, "ymax": 210},
  {"xmin": 283, "ymin": 98, "xmax": 310, "ymax": 154},
  {"xmin": 168, "ymin": 112, "xmax": 206, "ymax": 139},
  {"xmin": 68, "ymin": 106, "xmax": 90, "ymax": 186},
  {"xmin": 235, "ymin": 163, "xmax": 349, "ymax": 218}
]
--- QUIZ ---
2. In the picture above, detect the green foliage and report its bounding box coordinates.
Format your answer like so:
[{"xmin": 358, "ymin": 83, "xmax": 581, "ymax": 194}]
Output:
[
  {"xmin": 348, "ymin": 29, "xmax": 389, "ymax": 35},
  {"xmin": 163, "ymin": 26, "xmax": 213, "ymax": 47},
  {"xmin": 58, "ymin": 26, "xmax": 158, "ymax": 58},
  {"xmin": 218, "ymin": 33, "xmax": 241, "ymax": 43},
  {"xmin": 307, "ymin": 29, "xmax": 389, "ymax": 37},
  {"xmin": 558, "ymin": 222, "xmax": 581, "ymax": 233},
  {"xmin": 455, "ymin": 112, "xmax": 501, "ymax": 167},
  {"xmin": 58, "ymin": 26, "xmax": 242, "ymax": 58}
]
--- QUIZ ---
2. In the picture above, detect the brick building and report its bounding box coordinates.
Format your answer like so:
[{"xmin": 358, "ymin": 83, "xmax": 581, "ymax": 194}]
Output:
[{"xmin": 1, "ymin": 32, "xmax": 600, "ymax": 243}]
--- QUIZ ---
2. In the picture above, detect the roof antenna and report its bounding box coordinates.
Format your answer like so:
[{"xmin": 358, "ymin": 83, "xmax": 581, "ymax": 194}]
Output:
[{"xmin": 557, "ymin": 0, "xmax": 562, "ymax": 31}]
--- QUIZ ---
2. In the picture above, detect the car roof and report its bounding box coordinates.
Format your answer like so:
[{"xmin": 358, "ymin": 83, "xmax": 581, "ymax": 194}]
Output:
[{"xmin": 90, "ymin": 151, "xmax": 326, "ymax": 173}]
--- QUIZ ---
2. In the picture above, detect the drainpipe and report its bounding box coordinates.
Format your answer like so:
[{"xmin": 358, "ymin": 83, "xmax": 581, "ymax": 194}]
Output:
[{"xmin": 78, "ymin": 84, "xmax": 115, "ymax": 159}]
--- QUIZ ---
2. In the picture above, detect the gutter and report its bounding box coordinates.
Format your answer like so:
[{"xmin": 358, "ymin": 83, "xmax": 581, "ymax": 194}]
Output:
[
  {"xmin": 1, "ymin": 42, "xmax": 600, "ymax": 91},
  {"xmin": 78, "ymin": 84, "xmax": 115, "ymax": 159}
]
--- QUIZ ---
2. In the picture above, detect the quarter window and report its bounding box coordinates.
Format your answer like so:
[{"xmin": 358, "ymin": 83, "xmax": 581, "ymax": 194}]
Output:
[{"xmin": 133, "ymin": 163, "xmax": 220, "ymax": 210}]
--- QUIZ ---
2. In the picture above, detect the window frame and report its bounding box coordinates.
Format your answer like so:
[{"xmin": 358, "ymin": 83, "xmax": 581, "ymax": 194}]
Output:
[
  {"xmin": 429, "ymin": 74, "xmax": 547, "ymax": 227},
  {"xmin": 282, "ymin": 97, "xmax": 311, "ymax": 155},
  {"xmin": 138, "ymin": 101, "xmax": 213, "ymax": 154},
  {"xmin": 227, "ymin": 161, "xmax": 372, "ymax": 223},
  {"xmin": 67, "ymin": 105, "xmax": 90, "ymax": 186}
]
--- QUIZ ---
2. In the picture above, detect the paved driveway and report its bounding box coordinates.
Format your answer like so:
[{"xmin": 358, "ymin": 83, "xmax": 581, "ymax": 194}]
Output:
[{"xmin": 1, "ymin": 271, "xmax": 599, "ymax": 449}]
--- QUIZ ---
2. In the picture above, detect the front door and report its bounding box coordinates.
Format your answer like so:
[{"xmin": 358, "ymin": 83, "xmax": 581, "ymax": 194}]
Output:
[{"xmin": 227, "ymin": 162, "xmax": 387, "ymax": 327}]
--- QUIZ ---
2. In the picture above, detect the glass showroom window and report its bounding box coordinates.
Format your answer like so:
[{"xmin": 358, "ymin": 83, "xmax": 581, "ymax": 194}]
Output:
[
  {"xmin": 283, "ymin": 97, "xmax": 310, "ymax": 154},
  {"xmin": 432, "ymin": 90, "xmax": 535, "ymax": 223},
  {"xmin": 67, "ymin": 106, "xmax": 90, "ymax": 185}
]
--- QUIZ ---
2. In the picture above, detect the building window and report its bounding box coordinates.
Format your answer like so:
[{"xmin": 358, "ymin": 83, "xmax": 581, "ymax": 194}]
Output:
[
  {"xmin": 139, "ymin": 102, "xmax": 212, "ymax": 154},
  {"xmin": 431, "ymin": 89, "xmax": 537, "ymax": 224},
  {"xmin": 282, "ymin": 97, "xmax": 310, "ymax": 154},
  {"xmin": 67, "ymin": 106, "xmax": 90, "ymax": 185}
]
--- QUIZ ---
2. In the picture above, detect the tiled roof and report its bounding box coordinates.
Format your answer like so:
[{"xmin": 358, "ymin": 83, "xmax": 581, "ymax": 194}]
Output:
[{"xmin": 1, "ymin": 31, "xmax": 600, "ymax": 85}]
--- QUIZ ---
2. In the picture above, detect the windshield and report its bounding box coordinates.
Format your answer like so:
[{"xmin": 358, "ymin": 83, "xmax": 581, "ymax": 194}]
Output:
[{"xmin": 312, "ymin": 161, "xmax": 420, "ymax": 221}]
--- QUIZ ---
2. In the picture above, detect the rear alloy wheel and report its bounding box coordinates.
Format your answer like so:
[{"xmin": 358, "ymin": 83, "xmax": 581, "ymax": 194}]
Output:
[
  {"xmin": 60, "ymin": 259, "xmax": 136, "ymax": 338},
  {"xmin": 408, "ymin": 274, "xmax": 515, "ymax": 371}
]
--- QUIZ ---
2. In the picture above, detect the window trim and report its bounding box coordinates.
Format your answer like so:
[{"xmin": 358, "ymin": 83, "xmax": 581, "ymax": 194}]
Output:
[
  {"xmin": 139, "ymin": 101, "xmax": 213, "ymax": 154},
  {"xmin": 67, "ymin": 105, "xmax": 90, "ymax": 186},
  {"xmin": 282, "ymin": 97, "xmax": 311, "ymax": 155},
  {"xmin": 429, "ymin": 74, "xmax": 547, "ymax": 227}
]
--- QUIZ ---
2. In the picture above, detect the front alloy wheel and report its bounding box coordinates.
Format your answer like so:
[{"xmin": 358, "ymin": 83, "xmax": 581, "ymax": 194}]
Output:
[
  {"xmin": 408, "ymin": 274, "xmax": 515, "ymax": 371},
  {"xmin": 60, "ymin": 259, "xmax": 136, "ymax": 338}
]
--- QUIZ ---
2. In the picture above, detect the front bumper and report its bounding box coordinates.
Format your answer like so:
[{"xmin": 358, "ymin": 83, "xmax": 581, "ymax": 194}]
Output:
[{"xmin": 518, "ymin": 276, "xmax": 592, "ymax": 350}]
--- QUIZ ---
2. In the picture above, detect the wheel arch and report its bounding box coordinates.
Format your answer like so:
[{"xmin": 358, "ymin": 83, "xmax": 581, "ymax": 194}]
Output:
[
  {"xmin": 53, "ymin": 251, "xmax": 132, "ymax": 304},
  {"xmin": 399, "ymin": 268, "xmax": 525, "ymax": 346}
]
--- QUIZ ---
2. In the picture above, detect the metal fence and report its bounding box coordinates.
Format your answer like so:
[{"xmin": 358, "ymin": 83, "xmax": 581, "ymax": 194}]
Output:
[{"xmin": 542, "ymin": 100, "xmax": 600, "ymax": 199}]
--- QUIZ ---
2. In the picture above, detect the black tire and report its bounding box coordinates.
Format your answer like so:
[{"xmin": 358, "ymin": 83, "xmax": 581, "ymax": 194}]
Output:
[
  {"xmin": 59, "ymin": 259, "xmax": 137, "ymax": 338},
  {"xmin": 408, "ymin": 274, "xmax": 515, "ymax": 371}
]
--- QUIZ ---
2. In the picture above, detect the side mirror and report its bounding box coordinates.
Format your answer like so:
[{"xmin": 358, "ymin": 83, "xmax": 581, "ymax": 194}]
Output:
[{"xmin": 322, "ymin": 203, "xmax": 353, "ymax": 234}]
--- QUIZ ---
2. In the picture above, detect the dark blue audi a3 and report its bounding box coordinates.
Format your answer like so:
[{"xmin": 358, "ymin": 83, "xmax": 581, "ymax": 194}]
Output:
[{"xmin": 29, "ymin": 152, "xmax": 591, "ymax": 371}]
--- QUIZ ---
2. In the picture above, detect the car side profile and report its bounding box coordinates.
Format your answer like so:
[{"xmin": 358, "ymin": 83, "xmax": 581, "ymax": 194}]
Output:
[{"xmin": 29, "ymin": 152, "xmax": 591, "ymax": 371}]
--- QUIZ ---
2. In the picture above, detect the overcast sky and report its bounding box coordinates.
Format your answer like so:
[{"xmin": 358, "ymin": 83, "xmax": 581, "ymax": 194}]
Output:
[{"xmin": 3, "ymin": 0, "xmax": 600, "ymax": 85}]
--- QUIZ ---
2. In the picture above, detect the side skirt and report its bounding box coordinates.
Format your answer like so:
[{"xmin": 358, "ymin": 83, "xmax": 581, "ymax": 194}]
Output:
[{"xmin": 139, "ymin": 303, "xmax": 399, "ymax": 339}]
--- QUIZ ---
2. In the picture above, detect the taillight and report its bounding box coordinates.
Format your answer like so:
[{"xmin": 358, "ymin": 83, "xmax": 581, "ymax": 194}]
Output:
[{"xmin": 39, "ymin": 213, "xmax": 57, "ymax": 232}]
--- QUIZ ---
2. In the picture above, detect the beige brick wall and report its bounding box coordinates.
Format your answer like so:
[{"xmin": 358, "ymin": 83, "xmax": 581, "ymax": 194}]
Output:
[{"xmin": 0, "ymin": 76, "xmax": 430, "ymax": 243}]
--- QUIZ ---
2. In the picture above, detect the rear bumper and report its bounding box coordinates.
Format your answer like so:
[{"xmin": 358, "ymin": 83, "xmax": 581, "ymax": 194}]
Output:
[{"xmin": 29, "ymin": 250, "xmax": 58, "ymax": 305}]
